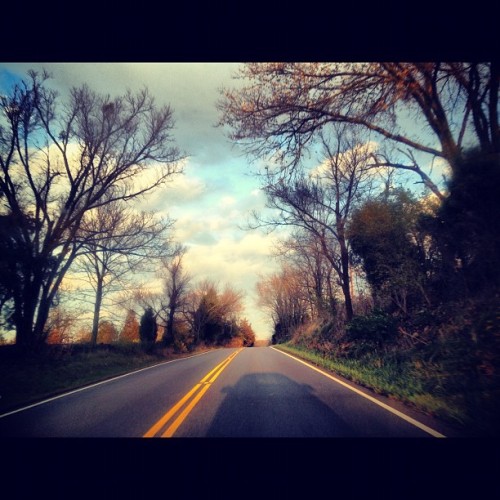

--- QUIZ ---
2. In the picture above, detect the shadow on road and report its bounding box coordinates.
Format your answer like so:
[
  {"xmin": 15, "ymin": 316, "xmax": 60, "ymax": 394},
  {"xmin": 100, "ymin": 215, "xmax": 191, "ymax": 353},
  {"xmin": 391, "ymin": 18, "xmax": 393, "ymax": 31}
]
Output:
[{"xmin": 205, "ymin": 372, "xmax": 358, "ymax": 437}]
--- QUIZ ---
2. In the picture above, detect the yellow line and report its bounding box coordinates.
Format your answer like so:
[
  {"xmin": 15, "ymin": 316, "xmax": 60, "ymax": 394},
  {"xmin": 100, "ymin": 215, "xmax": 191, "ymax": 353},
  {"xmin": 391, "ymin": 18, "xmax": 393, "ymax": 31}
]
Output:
[
  {"xmin": 143, "ymin": 348, "xmax": 242, "ymax": 438},
  {"xmin": 143, "ymin": 383, "xmax": 203, "ymax": 438},
  {"xmin": 144, "ymin": 352, "xmax": 237, "ymax": 437},
  {"xmin": 162, "ymin": 349, "xmax": 241, "ymax": 437},
  {"xmin": 162, "ymin": 384, "xmax": 212, "ymax": 437}
]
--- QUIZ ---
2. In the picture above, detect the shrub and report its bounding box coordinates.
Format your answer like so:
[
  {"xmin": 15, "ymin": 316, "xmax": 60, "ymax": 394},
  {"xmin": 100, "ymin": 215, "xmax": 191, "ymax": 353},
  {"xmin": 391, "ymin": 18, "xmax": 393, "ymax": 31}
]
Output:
[
  {"xmin": 139, "ymin": 307, "xmax": 158, "ymax": 352},
  {"xmin": 345, "ymin": 310, "xmax": 398, "ymax": 347}
]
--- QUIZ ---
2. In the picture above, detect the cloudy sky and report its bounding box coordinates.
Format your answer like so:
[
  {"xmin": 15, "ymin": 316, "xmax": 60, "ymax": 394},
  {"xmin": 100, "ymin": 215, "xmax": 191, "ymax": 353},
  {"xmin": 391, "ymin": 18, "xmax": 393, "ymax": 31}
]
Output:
[{"xmin": 0, "ymin": 62, "xmax": 288, "ymax": 340}]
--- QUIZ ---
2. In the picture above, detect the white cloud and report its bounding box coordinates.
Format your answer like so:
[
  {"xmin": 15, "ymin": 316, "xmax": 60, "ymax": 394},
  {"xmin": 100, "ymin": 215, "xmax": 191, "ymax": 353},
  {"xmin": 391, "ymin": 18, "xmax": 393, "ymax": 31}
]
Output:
[
  {"xmin": 161, "ymin": 168, "xmax": 207, "ymax": 204},
  {"xmin": 309, "ymin": 140, "xmax": 379, "ymax": 179},
  {"xmin": 219, "ymin": 195, "xmax": 237, "ymax": 208}
]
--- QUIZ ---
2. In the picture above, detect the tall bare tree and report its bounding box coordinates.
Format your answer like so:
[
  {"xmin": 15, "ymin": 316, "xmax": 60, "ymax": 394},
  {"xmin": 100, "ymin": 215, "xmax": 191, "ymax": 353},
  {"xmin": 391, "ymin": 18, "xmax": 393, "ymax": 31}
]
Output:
[
  {"xmin": 76, "ymin": 200, "xmax": 172, "ymax": 347},
  {"xmin": 117, "ymin": 246, "xmax": 191, "ymax": 346},
  {"xmin": 219, "ymin": 62, "xmax": 499, "ymax": 200},
  {"xmin": 251, "ymin": 126, "xmax": 374, "ymax": 321},
  {"xmin": 0, "ymin": 70, "xmax": 183, "ymax": 349},
  {"xmin": 159, "ymin": 246, "xmax": 191, "ymax": 346}
]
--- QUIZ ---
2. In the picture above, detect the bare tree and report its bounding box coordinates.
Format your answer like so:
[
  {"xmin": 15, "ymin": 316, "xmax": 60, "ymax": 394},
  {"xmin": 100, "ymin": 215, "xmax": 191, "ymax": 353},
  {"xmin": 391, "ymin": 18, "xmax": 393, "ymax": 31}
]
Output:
[
  {"xmin": 120, "ymin": 285, "xmax": 165, "ymax": 328},
  {"xmin": 116, "ymin": 246, "xmax": 192, "ymax": 347},
  {"xmin": 219, "ymin": 62, "xmax": 499, "ymax": 200},
  {"xmin": 0, "ymin": 70, "xmax": 183, "ymax": 349},
  {"xmin": 75, "ymin": 200, "xmax": 172, "ymax": 347},
  {"xmin": 159, "ymin": 246, "xmax": 192, "ymax": 346},
  {"xmin": 256, "ymin": 265, "xmax": 309, "ymax": 343},
  {"xmin": 275, "ymin": 229, "xmax": 339, "ymax": 320},
  {"xmin": 251, "ymin": 126, "xmax": 374, "ymax": 321}
]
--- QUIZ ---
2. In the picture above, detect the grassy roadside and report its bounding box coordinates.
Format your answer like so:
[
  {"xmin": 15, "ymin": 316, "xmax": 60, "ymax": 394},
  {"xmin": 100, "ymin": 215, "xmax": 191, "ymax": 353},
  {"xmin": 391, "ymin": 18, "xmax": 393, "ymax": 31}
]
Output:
[
  {"xmin": 0, "ymin": 343, "xmax": 213, "ymax": 415},
  {"xmin": 272, "ymin": 342, "xmax": 471, "ymax": 433}
]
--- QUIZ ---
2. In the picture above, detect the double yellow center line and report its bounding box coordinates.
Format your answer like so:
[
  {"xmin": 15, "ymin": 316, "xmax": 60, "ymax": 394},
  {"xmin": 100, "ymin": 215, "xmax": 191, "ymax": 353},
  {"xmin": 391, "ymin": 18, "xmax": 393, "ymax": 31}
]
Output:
[{"xmin": 143, "ymin": 348, "xmax": 243, "ymax": 438}]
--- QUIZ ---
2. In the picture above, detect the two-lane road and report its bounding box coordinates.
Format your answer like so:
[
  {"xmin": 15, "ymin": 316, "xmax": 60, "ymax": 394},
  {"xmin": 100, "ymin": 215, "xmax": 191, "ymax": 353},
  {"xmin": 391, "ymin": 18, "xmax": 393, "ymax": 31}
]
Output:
[{"xmin": 0, "ymin": 347, "xmax": 457, "ymax": 437}]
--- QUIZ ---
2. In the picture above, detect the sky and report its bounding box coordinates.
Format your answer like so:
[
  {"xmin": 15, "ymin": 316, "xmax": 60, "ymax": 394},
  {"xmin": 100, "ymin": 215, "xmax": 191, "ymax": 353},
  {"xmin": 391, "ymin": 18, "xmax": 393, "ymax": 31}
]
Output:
[
  {"xmin": 0, "ymin": 62, "xmax": 458, "ymax": 342},
  {"xmin": 0, "ymin": 62, "xmax": 288, "ymax": 340}
]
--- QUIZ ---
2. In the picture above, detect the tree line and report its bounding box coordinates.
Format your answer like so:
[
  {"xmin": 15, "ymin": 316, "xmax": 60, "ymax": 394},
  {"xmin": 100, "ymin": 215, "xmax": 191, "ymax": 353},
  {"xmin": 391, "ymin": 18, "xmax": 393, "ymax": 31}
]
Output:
[
  {"xmin": 0, "ymin": 69, "xmax": 255, "ymax": 352},
  {"xmin": 116, "ymin": 258, "xmax": 256, "ymax": 351}
]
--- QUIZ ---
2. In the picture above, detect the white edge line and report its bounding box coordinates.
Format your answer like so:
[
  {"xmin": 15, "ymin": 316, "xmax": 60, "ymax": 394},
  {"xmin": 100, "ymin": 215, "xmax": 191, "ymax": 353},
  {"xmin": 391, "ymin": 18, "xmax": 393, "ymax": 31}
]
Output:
[
  {"xmin": 0, "ymin": 350, "xmax": 212, "ymax": 419},
  {"xmin": 271, "ymin": 346, "xmax": 446, "ymax": 438}
]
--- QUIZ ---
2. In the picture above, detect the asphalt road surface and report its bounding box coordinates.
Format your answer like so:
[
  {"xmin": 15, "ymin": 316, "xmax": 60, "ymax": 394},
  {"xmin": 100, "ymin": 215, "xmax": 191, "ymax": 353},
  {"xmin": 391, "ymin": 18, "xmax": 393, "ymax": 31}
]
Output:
[{"xmin": 0, "ymin": 346, "xmax": 458, "ymax": 437}]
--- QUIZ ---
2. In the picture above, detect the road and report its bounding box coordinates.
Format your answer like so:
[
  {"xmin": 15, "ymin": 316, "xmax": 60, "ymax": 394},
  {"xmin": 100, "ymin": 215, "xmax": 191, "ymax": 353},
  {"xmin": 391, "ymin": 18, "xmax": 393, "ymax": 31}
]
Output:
[{"xmin": 0, "ymin": 346, "xmax": 457, "ymax": 437}]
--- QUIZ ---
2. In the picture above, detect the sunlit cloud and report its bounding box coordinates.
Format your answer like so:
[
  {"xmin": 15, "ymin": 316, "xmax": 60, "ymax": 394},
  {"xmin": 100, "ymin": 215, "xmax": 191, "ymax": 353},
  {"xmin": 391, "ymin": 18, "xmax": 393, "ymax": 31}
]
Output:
[
  {"xmin": 309, "ymin": 140, "xmax": 379, "ymax": 179},
  {"xmin": 219, "ymin": 195, "xmax": 237, "ymax": 208}
]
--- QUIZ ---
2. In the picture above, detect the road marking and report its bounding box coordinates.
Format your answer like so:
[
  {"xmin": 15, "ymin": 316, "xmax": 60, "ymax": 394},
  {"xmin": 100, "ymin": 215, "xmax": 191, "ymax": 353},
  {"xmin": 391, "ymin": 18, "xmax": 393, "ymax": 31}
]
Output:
[
  {"xmin": 144, "ymin": 348, "xmax": 243, "ymax": 438},
  {"xmin": 0, "ymin": 350, "xmax": 212, "ymax": 419},
  {"xmin": 271, "ymin": 347, "xmax": 446, "ymax": 438}
]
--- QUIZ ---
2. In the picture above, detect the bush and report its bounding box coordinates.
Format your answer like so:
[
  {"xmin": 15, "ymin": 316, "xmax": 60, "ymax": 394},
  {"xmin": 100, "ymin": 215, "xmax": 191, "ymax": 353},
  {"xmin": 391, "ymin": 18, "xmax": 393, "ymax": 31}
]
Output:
[
  {"xmin": 346, "ymin": 310, "xmax": 398, "ymax": 347},
  {"xmin": 139, "ymin": 307, "xmax": 158, "ymax": 352}
]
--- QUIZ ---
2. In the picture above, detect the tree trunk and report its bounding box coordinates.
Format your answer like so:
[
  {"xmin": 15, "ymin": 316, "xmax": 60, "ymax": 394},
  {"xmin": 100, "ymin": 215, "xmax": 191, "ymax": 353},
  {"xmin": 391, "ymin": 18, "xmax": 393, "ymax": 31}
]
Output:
[
  {"xmin": 338, "ymin": 228, "xmax": 354, "ymax": 322},
  {"xmin": 33, "ymin": 295, "xmax": 51, "ymax": 346},
  {"xmin": 90, "ymin": 277, "xmax": 104, "ymax": 347},
  {"xmin": 342, "ymin": 281, "xmax": 354, "ymax": 322},
  {"xmin": 14, "ymin": 308, "xmax": 34, "ymax": 350},
  {"xmin": 164, "ymin": 307, "xmax": 175, "ymax": 346},
  {"xmin": 489, "ymin": 61, "xmax": 499, "ymax": 153},
  {"xmin": 14, "ymin": 271, "xmax": 43, "ymax": 350}
]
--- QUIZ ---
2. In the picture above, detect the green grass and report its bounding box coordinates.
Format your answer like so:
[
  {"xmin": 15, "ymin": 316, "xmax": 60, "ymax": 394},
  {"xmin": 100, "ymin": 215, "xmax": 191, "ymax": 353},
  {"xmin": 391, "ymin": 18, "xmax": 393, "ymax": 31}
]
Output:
[
  {"xmin": 273, "ymin": 342, "xmax": 470, "ymax": 430},
  {"xmin": 0, "ymin": 343, "xmax": 209, "ymax": 415}
]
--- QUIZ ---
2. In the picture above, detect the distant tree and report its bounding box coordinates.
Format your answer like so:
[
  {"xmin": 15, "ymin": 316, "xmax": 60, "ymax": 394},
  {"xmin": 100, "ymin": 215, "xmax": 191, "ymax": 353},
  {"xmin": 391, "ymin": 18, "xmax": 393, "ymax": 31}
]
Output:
[
  {"xmin": 139, "ymin": 307, "xmax": 157, "ymax": 351},
  {"xmin": 276, "ymin": 230, "xmax": 340, "ymax": 321},
  {"xmin": 189, "ymin": 280, "xmax": 244, "ymax": 345},
  {"xmin": 120, "ymin": 309, "xmax": 140, "ymax": 343},
  {"xmin": 46, "ymin": 305, "xmax": 76, "ymax": 344},
  {"xmin": 239, "ymin": 318, "xmax": 256, "ymax": 347},
  {"xmin": 256, "ymin": 266, "xmax": 309, "ymax": 343},
  {"xmin": 97, "ymin": 320, "xmax": 119, "ymax": 344},
  {"xmin": 125, "ymin": 285, "xmax": 164, "ymax": 322},
  {"xmin": 76, "ymin": 199, "xmax": 171, "ymax": 348},
  {"xmin": 0, "ymin": 70, "xmax": 183, "ymax": 350},
  {"xmin": 75, "ymin": 326, "xmax": 92, "ymax": 344},
  {"xmin": 160, "ymin": 246, "xmax": 191, "ymax": 346},
  {"xmin": 192, "ymin": 284, "xmax": 221, "ymax": 345}
]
